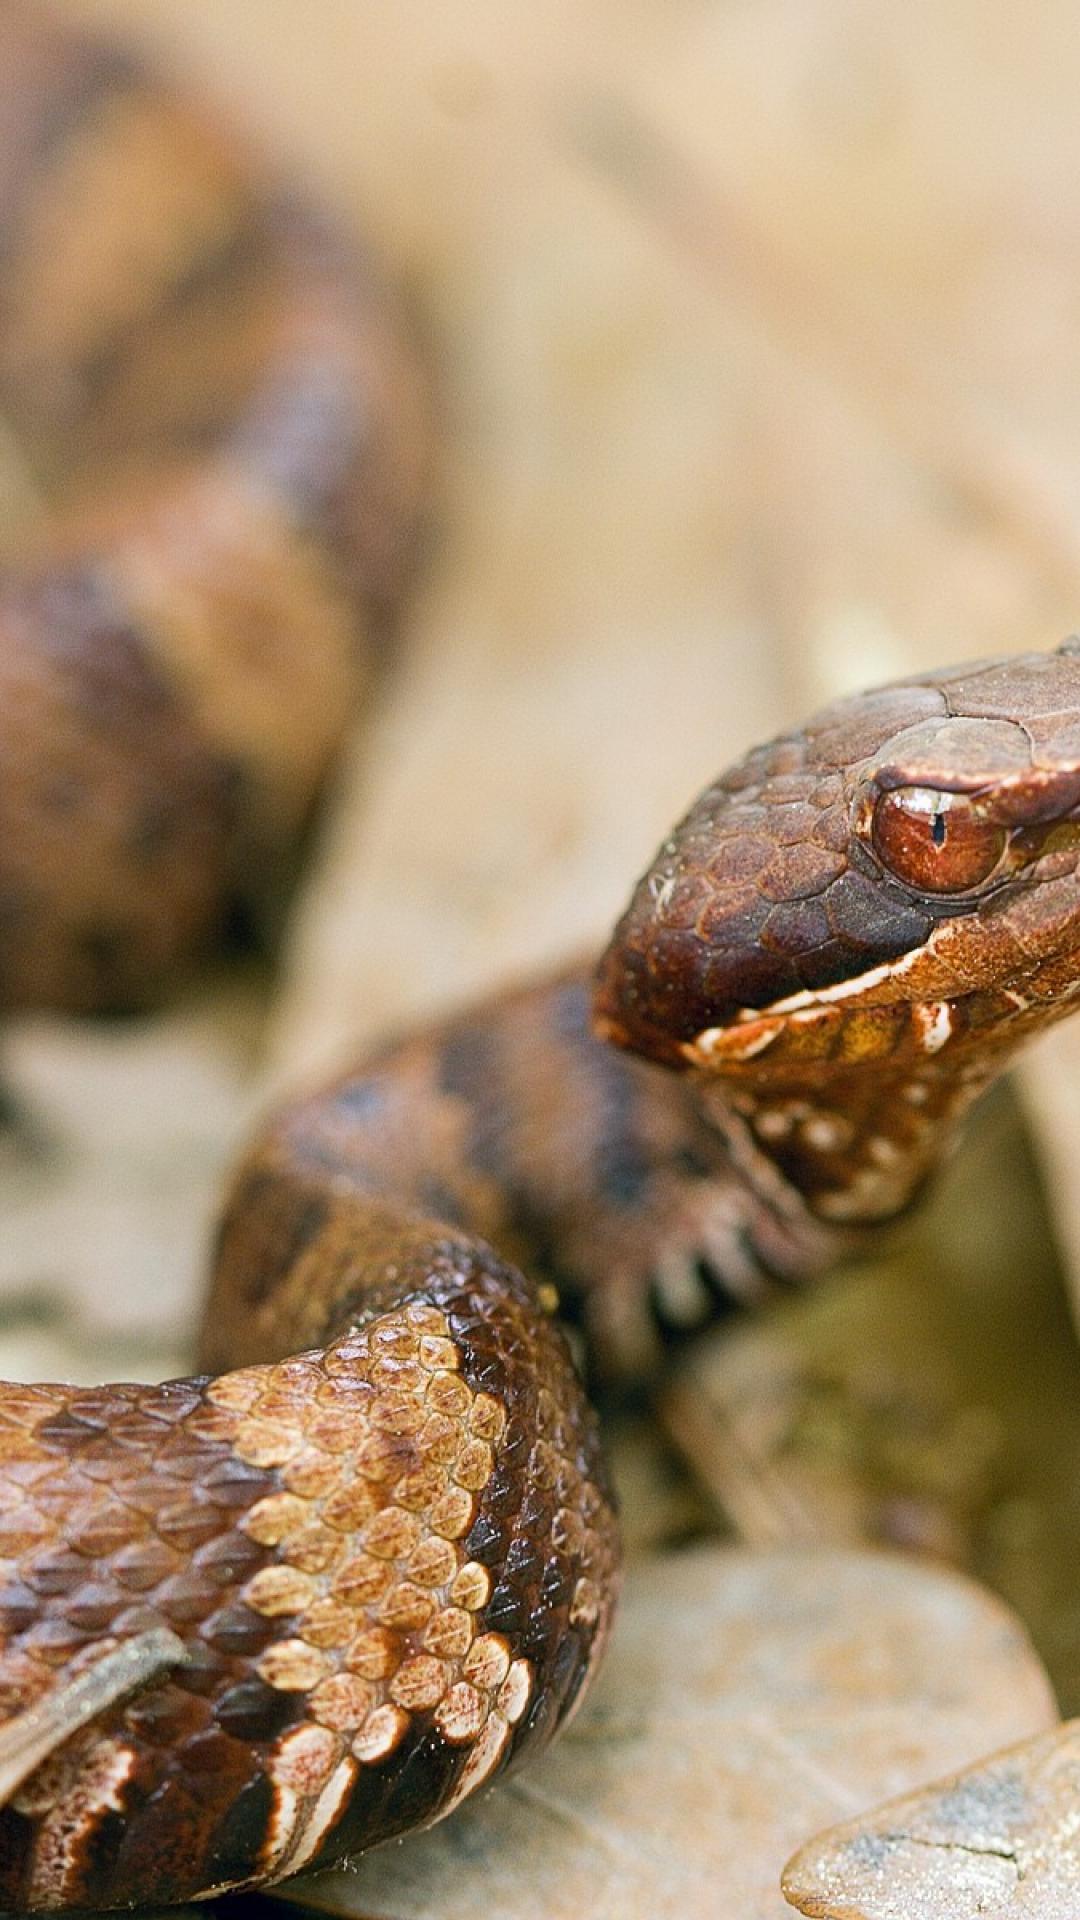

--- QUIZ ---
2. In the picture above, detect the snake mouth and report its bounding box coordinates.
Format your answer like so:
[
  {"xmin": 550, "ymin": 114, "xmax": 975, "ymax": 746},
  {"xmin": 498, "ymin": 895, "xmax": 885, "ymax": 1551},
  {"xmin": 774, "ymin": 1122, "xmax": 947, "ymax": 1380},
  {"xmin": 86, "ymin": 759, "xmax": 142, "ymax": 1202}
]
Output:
[{"xmin": 676, "ymin": 944, "xmax": 962, "ymax": 1069}]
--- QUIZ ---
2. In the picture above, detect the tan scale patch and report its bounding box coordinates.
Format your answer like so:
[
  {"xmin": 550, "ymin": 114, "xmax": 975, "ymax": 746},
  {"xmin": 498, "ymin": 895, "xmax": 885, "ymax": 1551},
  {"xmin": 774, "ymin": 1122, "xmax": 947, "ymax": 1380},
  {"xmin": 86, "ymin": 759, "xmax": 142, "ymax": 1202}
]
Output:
[
  {"xmin": 390, "ymin": 1655, "xmax": 451, "ymax": 1711},
  {"xmin": 352, "ymin": 1704, "xmax": 410, "ymax": 1764},
  {"xmin": 462, "ymin": 1633, "xmax": 511, "ymax": 1692},
  {"xmin": 322, "ymin": 1482, "xmax": 380, "ymax": 1532},
  {"xmin": 449, "ymin": 1562, "xmax": 491, "ymax": 1611},
  {"xmin": 299, "ymin": 1599, "xmax": 356, "ymax": 1650},
  {"xmin": 396, "ymin": 1464, "xmax": 450, "ymax": 1512},
  {"xmin": 418, "ymin": 1337, "xmax": 460, "ymax": 1374},
  {"xmin": 469, "ymin": 1395, "xmax": 508, "ymax": 1445},
  {"xmin": 422, "ymin": 1609, "xmax": 475, "ymax": 1662},
  {"xmin": 379, "ymin": 1582, "xmax": 436, "ymax": 1632},
  {"xmin": 455, "ymin": 1440, "xmax": 494, "ymax": 1491},
  {"xmin": 372, "ymin": 1324, "xmax": 421, "ymax": 1355},
  {"xmin": 364, "ymin": 1508, "xmax": 420, "ymax": 1560},
  {"xmin": 497, "ymin": 1658, "xmax": 533, "ymax": 1725},
  {"xmin": 199, "ymin": 1296, "xmax": 615, "ymax": 1863},
  {"xmin": 194, "ymin": 1374, "xmax": 261, "ymax": 1420},
  {"xmin": 273, "ymin": 1724, "xmax": 341, "ymax": 1795},
  {"xmin": 243, "ymin": 1493, "xmax": 309, "ymax": 1547},
  {"xmin": 257, "ymin": 1640, "xmax": 331, "ymax": 1693},
  {"xmin": 284, "ymin": 1526, "xmax": 344, "ymax": 1575},
  {"xmin": 435, "ymin": 1683, "xmax": 487, "ymax": 1744},
  {"xmin": 354, "ymin": 1429, "xmax": 413, "ymax": 1483},
  {"xmin": 407, "ymin": 1538, "xmax": 458, "ymax": 1587},
  {"xmin": 333, "ymin": 1555, "xmax": 393, "ymax": 1608},
  {"xmin": 346, "ymin": 1628, "xmax": 399, "ymax": 1681},
  {"xmin": 245, "ymin": 1567, "xmax": 317, "ymax": 1617},
  {"xmin": 233, "ymin": 1419, "xmax": 303, "ymax": 1469},
  {"xmin": 371, "ymin": 1368, "xmax": 432, "ymax": 1411},
  {"xmin": 309, "ymin": 1674, "xmax": 374, "ymax": 1733},
  {"xmin": 209, "ymin": 1307, "xmax": 517, "ymax": 1789},
  {"xmin": 417, "ymin": 1413, "xmax": 463, "ymax": 1468},
  {"xmin": 369, "ymin": 1392, "xmax": 427, "ymax": 1435},
  {"xmin": 429, "ymin": 1487, "xmax": 476, "ymax": 1540},
  {"xmin": 426, "ymin": 1372, "xmax": 471, "ymax": 1418},
  {"xmin": 304, "ymin": 1409, "xmax": 357, "ymax": 1454},
  {"xmin": 282, "ymin": 1452, "xmax": 341, "ymax": 1500},
  {"xmin": 0, "ymin": 1509, "xmax": 51, "ymax": 1556}
]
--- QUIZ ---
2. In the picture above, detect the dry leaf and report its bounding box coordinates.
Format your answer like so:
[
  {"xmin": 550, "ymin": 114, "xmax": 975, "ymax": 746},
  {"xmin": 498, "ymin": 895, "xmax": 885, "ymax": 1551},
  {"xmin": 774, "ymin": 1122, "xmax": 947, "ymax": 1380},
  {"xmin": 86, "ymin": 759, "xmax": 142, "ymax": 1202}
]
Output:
[
  {"xmin": 271, "ymin": 1546, "xmax": 1055, "ymax": 1920},
  {"xmin": 662, "ymin": 1087, "xmax": 1080, "ymax": 1713},
  {"xmin": 784, "ymin": 1721, "xmax": 1080, "ymax": 1920}
]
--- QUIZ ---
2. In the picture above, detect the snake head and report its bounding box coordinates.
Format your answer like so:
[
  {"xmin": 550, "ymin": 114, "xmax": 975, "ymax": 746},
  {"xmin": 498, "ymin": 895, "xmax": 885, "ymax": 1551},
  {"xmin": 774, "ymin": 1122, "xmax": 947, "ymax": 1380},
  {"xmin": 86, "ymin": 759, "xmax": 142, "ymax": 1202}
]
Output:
[{"xmin": 595, "ymin": 639, "xmax": 1080, "ymax": 1073}]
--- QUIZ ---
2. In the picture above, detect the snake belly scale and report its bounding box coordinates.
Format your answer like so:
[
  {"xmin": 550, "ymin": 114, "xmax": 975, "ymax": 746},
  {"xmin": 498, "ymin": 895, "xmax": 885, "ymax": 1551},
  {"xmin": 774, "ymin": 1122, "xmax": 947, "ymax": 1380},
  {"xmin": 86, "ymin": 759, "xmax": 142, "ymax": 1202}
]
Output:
[{"xmin": 4, "ymin": 8, "xmax": 1080, "ymax": 1912}]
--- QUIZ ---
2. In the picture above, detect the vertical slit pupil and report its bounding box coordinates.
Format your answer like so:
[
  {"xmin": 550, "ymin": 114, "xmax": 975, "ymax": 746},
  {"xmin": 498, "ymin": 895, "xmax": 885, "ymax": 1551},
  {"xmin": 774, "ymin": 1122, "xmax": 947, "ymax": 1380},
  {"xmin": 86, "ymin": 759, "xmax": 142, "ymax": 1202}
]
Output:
[{"xmin": 931, "ymin": 812, "xmax": 946, "ymax": 847}]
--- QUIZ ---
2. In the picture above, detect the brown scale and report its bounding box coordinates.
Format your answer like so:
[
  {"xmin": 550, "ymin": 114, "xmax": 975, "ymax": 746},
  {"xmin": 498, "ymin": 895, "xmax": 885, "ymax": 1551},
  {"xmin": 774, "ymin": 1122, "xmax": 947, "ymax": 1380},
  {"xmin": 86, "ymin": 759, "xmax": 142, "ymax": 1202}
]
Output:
[{"xmin": 6, "ymin": 9, "xmax": 1080, "ymax": 1915}]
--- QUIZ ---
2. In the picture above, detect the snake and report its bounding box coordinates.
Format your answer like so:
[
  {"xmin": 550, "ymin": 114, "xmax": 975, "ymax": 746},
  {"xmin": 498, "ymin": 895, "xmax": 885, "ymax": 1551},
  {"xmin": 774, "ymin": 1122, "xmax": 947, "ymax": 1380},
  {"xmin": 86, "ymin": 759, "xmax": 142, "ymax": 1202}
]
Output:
[{"xmin": 0, "ymin": 6, "xmax": 1079, "ymax": 1913}]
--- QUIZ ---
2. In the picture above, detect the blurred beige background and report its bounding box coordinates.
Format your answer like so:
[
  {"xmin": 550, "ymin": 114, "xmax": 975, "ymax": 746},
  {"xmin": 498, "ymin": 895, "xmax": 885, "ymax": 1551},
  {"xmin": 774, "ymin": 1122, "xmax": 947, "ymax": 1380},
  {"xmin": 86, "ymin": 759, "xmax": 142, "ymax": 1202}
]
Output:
[
  {"xmin": 57, "ymin": 0, "xmax": 1080, "ymax": 1049},
  {"xmin": 6, "ymin": 0, "xmax": 1080, "ymax": 1375}
]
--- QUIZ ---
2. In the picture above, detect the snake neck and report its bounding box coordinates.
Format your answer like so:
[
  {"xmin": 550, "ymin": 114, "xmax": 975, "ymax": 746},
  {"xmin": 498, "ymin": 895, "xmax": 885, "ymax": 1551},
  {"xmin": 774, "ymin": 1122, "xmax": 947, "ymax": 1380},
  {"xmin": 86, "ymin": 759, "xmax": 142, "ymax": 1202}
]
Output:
[{"xmin": 692, "ymin": 1033, "xmax": 1016, "ymax": 1231}]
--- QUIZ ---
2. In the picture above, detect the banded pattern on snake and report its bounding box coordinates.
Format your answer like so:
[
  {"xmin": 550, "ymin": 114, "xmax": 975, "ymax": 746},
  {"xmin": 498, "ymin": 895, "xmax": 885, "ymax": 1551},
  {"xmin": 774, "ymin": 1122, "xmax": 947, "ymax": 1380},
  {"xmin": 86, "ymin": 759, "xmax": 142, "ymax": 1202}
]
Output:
[{"xmin": 2, "ymin": 9, "xmax": 1080, "ymax": 1912}]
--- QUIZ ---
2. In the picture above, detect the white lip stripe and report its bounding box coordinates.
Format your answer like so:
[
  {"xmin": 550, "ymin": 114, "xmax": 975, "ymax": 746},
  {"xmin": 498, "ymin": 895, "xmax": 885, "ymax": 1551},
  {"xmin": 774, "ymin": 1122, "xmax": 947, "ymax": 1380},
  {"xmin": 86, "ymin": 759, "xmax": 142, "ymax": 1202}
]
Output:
[
  {"xmin": 685, "ymin": 925, "xmax": 966, "ymax": 1058},
  {"xmin": 687, "ymin": 1020, "xmax": 782, "ymax": 1062},
  {"xmin": 737, "ymin": 938, "xmax": 936, "ymax": 1022},
  {"xmin": 914, "ymin": 1001, "xmax": 953, "ymax": 1052}
]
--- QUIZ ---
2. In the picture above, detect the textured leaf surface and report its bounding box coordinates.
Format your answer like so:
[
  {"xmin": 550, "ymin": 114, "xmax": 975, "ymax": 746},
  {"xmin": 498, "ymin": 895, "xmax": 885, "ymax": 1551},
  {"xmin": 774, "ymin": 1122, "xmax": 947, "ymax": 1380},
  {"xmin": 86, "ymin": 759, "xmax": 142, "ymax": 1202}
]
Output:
[{"xmin": 784, "ymin": 1721, "xmax": 1080, "ymax": 1920}]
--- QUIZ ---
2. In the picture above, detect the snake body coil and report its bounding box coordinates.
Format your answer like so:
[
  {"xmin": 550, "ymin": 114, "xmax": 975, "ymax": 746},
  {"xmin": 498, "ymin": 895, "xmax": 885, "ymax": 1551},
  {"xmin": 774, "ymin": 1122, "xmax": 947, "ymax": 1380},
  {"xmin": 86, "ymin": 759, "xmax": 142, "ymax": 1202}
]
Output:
[{"xmin": 3, "ymin": 11, "xmax": 1080, "ymax": 1912}]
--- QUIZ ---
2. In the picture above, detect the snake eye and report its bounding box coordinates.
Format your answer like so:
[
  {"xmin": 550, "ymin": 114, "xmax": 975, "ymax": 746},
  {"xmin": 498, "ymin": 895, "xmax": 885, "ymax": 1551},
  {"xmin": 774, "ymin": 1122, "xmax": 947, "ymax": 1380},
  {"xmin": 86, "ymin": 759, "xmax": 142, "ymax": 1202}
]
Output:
[{"xmin": 870, "ymin": 786, "xmax": 1007, "ymax": 894}]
